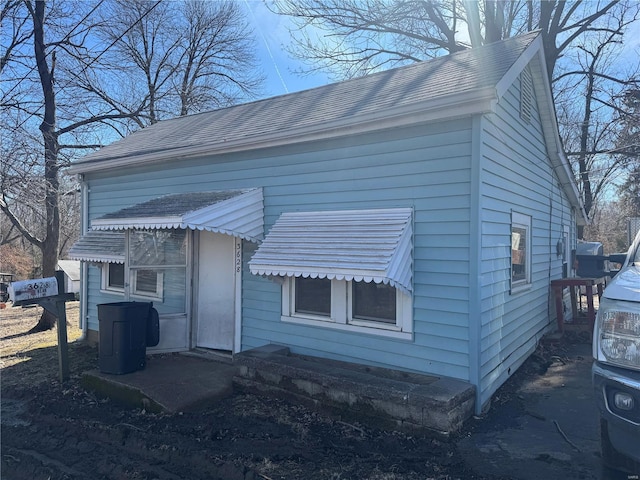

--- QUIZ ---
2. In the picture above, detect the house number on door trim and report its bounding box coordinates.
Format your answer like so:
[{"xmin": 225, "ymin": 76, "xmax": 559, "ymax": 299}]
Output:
[{"xmin": 235, "ymin": 240, "xmax": 242, "ymax": 273}]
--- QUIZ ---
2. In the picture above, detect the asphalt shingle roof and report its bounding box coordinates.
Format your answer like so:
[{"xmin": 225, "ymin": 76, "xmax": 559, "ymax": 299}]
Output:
[
  {"xmin": 73, "ymin": 32, "xmax": 540, "ymax": 167},
  {"xmin": 68, "ymin": 231, "xmax": 125, "ymax": 263},
  {"xmin": 98, "ymin": 191, "xmax": 245, "ymax": 220}
]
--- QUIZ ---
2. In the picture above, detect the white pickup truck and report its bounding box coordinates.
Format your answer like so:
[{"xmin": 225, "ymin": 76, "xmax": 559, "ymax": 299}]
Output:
[{"xmin": 592, "ymin": 230, "xmax": 640, "ymax": 473}]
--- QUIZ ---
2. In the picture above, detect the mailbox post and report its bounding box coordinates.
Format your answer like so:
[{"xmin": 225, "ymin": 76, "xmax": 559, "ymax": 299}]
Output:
[{"xmin": 9, "ymin": 271, "xmax": 75, "ymax": 382}]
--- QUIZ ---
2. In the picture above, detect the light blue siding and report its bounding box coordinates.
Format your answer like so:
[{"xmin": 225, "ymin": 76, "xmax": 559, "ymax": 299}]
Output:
[
  {"xmin": 83, "ymin": 119, "xmax": 474, "ymax": 380},
  {"xmin": 80, "ymin": 61, "xmax": 577, "ymax": 411},
  {"xmin": 477, "ymin": 69, "xmax": 574, "ymax": 408},
  {"xmin": 83, "ymin": 265, "xmax": 187, "ymax": 333}
]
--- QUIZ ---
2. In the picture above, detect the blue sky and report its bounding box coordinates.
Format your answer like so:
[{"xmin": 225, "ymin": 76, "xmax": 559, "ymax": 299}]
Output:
[
  {"xmin": 242, "ymin": 1, "xmax": 330, "ymax": 98},
  {"xmin": 244, "ymin": 1, "xmax": 640, "ymax": 101}
]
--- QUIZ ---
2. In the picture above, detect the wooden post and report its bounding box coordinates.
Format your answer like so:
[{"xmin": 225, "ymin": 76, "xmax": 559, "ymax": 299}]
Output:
[
  {"xmin": 55, "ymin": 298, "xmax": 70, "ymax": 381},
  {"xmin": 55, "ymin": 270, "xmax": 69, "ymax": 382},
  {"xmin": 11, "ymin": 272, "xmax": 75, "ymax": 382}
]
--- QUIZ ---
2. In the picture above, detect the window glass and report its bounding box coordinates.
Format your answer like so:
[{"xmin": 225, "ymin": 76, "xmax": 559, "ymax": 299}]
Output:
[
  {"xmin": 283, "ymin": 277, "xmax": 412, "ymax": 336},
  {"xmin": 511, "ymin": 212, "xmax": 532, "ymax": 290},
  {"xmin": 108, "ymin": 263, "xmax": 125, "ymax": 289},
  {"xmin": 129, "ymin": 229, "xmax": 187, "ymax": 266},
  {"xmin": 511, "ymin": 226, "xmax": 527, "ymax": 283},
  {"xmin": 133, "ymin": 269, "xmax": 159, "ymax": 295},
  {"xmin": 295, "ymin": 277, "xmax": 331, "ymax": 316},
  {"xmin": 352, "ymin": 282, "xmax": 396, "ymax": 323}
]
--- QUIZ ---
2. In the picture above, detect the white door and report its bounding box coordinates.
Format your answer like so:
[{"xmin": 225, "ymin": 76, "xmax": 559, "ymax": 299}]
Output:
[{"xmin": 196, "ymin": 231, "xmax": 236, "ymax": 350}]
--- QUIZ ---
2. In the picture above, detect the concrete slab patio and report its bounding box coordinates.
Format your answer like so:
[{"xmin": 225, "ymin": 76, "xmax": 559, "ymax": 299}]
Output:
[{"xmin": 81, "ymin": 354, "xmax": 237, "ymax": 413}]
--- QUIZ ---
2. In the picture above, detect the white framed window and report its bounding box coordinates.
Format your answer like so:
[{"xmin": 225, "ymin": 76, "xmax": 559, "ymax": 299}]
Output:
[
  {"xmin": 100, "ymin": 263, "xmax": 164, "ymax": 301},
  {"xmin": 511, "ymin": 211, "xmax": 532, "ymax": 292},
  {"xmin": 101, "ymin": 263, "xmax": 125, "ymax": 294},
  {"xmin": 130, "ymin": 268, "xmax": 164, "ymax": 301},
  {"xmin": 126, "ymin": 229, "xmax": 187, "ymax": 303},
  {"xmin": 349, "ymin": 281, "xmax": 397, "ymax": 326},
  {"xmin": 100, "ymin": 229, "xmax": 186, "ymax": 302},
  {"xmin": 282, "ymin": 277, "xmax": 413, "ymax": 340},
  {"xmin": 292, "ymin": 277, "xmax": 333, "ymax": 320}
]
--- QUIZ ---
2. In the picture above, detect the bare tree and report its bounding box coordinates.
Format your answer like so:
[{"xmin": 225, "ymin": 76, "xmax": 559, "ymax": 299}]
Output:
[
  {"xmin": 1, "ymin": 0, "xmax": 264, "ymax": 330},
  {"xmin": 90, "ymin": 0, "xmax": 179, "ymax": 125},
  {"xmin": 271, "ymin": 0, "xmax": 640, "ymax": 229},
  {"xmin": 615, "ymin": 88, "xmax": 640, "ymax": 216},
  {"xmin": 584, "ymin": 200, "xmax": 630, "ymax": 253},
  {"xmin": 1, "ymin": 0, "xmax": 145, "ymax": 330},
  {"xmin": 269, "ymin": 0, "xmax": 466, "ymax": 79},
  {"xmin": 270, "ymin": 1, "xmax": 622, "ymax": 78},
  {"xmin": 554, "ymin": 10, "xmax": 639, "ymax": 230},
  {"xmin": 1, "ymin": 0, "xmax": 31, "ymax": 74},
  {"xmin": 93, "ymin": 0, "xmax": 262, "ymax": 126},
  {"xmin": 175, "ymin": 0, "xmax": 262, "ymax": 116}
]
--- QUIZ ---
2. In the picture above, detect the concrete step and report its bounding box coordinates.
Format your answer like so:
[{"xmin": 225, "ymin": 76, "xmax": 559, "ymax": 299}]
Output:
[{"xmin": 234, "ymin": 344, "xmax": 475, "ymax": 436}]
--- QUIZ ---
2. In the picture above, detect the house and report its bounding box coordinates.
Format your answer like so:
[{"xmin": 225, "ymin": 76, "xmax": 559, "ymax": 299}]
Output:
[
  {"xmin": 56, "ymin": 260, "xmax": 81, "ymax": 296},
  {"xmin": 68, "ymin": 31, "xmax": 587, "ymax": 416}
]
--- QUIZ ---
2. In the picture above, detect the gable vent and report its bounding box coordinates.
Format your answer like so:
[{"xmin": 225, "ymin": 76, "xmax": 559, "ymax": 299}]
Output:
[{"xmin": 520, "ymin": 66, "xmax": 534, "ymax": 124}]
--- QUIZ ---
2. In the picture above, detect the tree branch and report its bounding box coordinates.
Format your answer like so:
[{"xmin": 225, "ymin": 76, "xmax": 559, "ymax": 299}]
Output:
[{"xmin": 0, "ymin": 193, "xmax": 43, "ymax": 248}]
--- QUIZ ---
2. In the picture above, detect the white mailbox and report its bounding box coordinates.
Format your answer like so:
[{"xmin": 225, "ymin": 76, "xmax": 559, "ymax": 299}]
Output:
[{"xmin": 9, "ymin": 277, "xmax": 59, "ymax": 303}]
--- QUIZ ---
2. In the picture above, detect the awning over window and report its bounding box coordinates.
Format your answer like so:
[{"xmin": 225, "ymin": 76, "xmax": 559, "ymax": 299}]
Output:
[
  {"xmin": 90, "ymin": 188, "xmax": 264, "ymax": 242},
  {"xmin": 68, "ymin": 230, "xmax": 125, "ymax": 264},
  {"xmin": 249, "ymin": 208, "xmax": 413, "ymax": 294}
]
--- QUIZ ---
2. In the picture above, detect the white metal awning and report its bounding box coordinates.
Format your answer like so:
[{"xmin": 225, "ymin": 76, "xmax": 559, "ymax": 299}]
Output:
[
  {"xmin": 249, "ymin": 208, "xmax": 413, "ymax": 293},
  {"xmin": 90, "ymin": 188, "xmax": 264, "ymax": 242},
  {"xmin": 68, "ymin": 230, "xmax": 125, "ymax": 264}
]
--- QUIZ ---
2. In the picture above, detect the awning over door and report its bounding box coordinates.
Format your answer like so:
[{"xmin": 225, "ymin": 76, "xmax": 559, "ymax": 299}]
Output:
[
  {"xmin": 249, "ymin": 208, "xmax": 413, "ymax": 293},
  {"xmin": 90, "ymin": 188, "xmax": 264, "ymax": 242},
  {"xmin": 68, "ymin": 230, "xmax": 125, "ymax": 263}
]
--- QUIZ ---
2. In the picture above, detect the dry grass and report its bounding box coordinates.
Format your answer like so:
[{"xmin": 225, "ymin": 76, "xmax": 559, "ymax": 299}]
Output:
[{"xmin": 0, "ymin": 302, "xmax": 94, "ymax": 389}]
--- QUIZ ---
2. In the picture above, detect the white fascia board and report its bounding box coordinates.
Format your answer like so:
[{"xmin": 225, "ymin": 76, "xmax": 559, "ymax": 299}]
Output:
[
  {"xmin": 68, "ymin": 89, "xmax": 497, "ymax": 175},
  {"xmin": 495, "ymin": 35, "xmax": 543, "ymax": 99},
  {"xmin": 528, "ymin": 49, "xmax": 588, "ymax": 225}
]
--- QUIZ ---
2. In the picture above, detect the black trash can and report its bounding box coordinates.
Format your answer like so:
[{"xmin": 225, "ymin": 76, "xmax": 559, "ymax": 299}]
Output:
[{"xmin": 98, "ymin": 301, "xmax": 152, "ymax": 374}]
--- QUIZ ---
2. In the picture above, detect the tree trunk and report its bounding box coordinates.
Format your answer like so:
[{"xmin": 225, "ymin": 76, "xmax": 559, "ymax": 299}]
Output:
[
  {"xmin": 30, "ymin": 0, "xmax": 60, "ymax": 332},
  {"xmin": 576, "ymin": 64, "xmax": 596, "ymax": 240},
  {"xmin": 484, "ymin": 0, "xmax": 506, "ymax": 44}
]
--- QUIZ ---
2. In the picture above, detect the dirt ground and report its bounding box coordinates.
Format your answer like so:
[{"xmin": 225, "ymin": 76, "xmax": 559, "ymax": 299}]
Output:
[{"xmin": 1, "ymin": 303, "xmax": 585, "ymax": 480}]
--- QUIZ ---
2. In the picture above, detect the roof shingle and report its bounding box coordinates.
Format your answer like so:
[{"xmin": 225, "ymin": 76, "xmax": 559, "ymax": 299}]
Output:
[{"xmin": 72, "ymin": 32, "xmax": 540, "ymax": 168}]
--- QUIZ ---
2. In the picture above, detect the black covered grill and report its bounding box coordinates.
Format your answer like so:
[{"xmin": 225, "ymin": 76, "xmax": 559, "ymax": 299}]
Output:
[{"xmin": 575, "ymin": 241, "xmax": 618, "ymax": 278}]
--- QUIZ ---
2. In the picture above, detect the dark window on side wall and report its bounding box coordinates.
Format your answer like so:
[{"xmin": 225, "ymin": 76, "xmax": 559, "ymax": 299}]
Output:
[
  {"xmin": 108, "ymin": 263, "xmax": 125, "ymax": 289},
  {"xmin": 352, "ymin": 282, "xmax": 396, "ymax": 324},
  {"xmin": 295, "ymin": 277, "xmax": 331, "ymax": 316},
  {"xmin": 511, "ymin": 212, "xmax": 532, "ymax": 291},
  {"xmin": 511, "ymin": 226, "xmax": 528, "ymax": 283}
]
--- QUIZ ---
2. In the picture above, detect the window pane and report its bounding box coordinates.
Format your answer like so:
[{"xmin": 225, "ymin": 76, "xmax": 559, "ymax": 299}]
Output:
[
  {"xmin": 108, "ymin": 263, "xmax": 125, "ymax": 288},
  {"xmin": 150, "ymin": 267, "xmax": 185, "ymax": 313},
  {"xmin": 295, "ymin": 277, "xmax": 331, "ymax": 316},
  {"xmin": 352, "ymin": 282, "xmax": 396, "ymax": 323},
  {"xmin": 135, "ymin": 269, "xmax": 158, "ymax": 294},
  {"xmin": 512, "ymin": 226, "xmax": 527, "ymax": 282},
  {"xmin": 129, "ymin": 229, "xmax": 187, "ymax": 266}
]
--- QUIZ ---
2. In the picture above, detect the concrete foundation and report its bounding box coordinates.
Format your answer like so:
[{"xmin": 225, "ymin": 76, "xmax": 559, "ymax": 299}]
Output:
[{"xmin": 234, "ymin": 344, "xmax": 475, "ymax": 436}]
